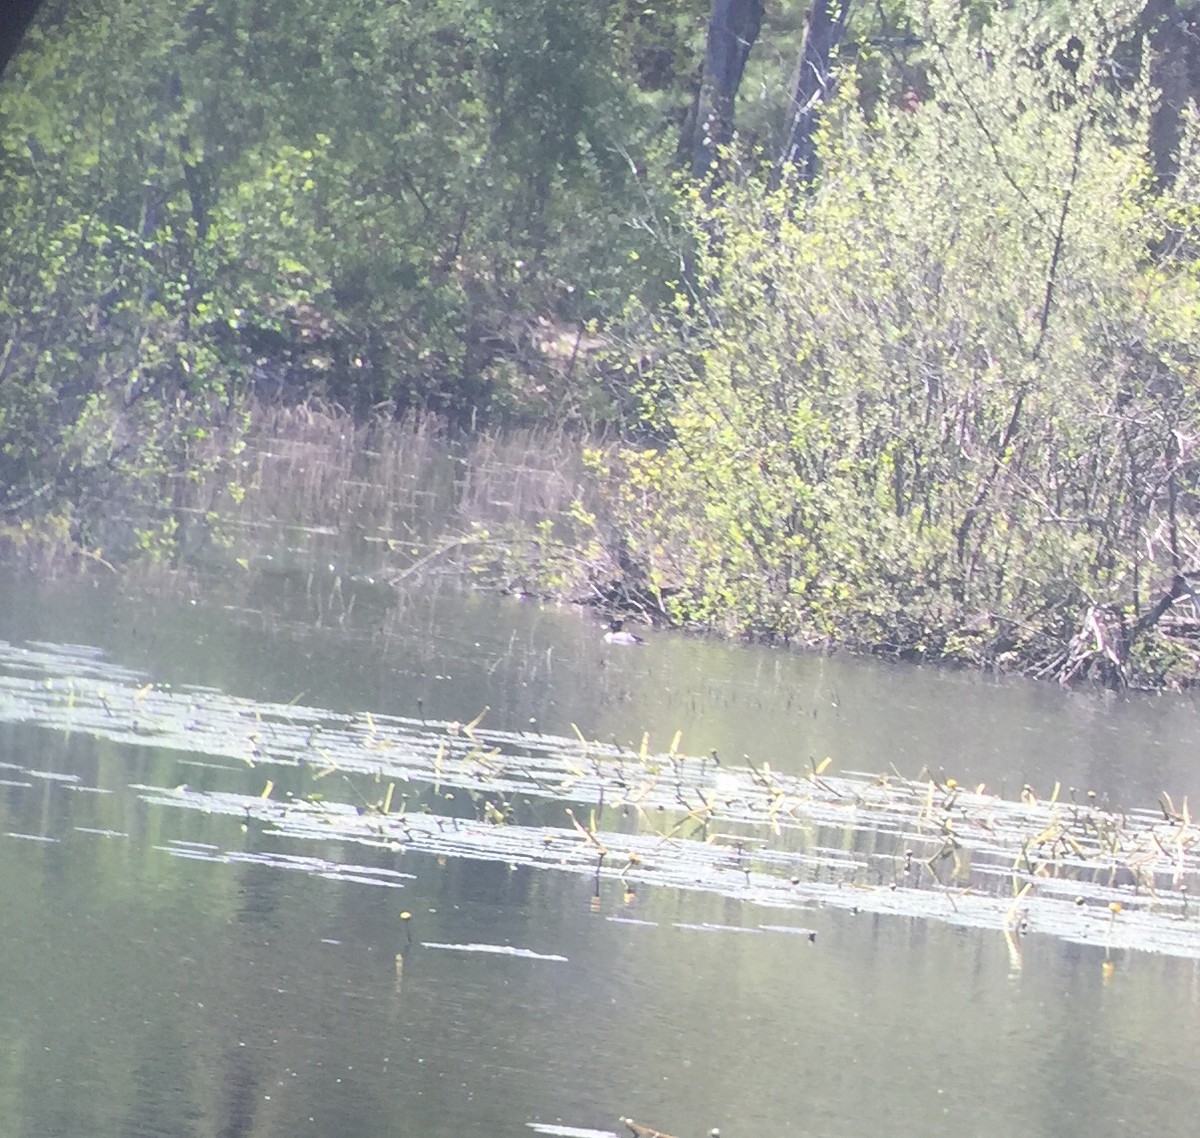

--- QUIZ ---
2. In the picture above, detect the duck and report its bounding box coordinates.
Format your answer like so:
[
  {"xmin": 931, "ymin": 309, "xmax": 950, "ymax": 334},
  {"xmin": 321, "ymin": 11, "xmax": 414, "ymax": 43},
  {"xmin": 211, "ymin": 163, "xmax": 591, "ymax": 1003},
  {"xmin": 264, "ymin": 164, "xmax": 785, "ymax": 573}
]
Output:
[{"xmin": 603, "ymin": 617, "xmax": 645, "ymax": 645}]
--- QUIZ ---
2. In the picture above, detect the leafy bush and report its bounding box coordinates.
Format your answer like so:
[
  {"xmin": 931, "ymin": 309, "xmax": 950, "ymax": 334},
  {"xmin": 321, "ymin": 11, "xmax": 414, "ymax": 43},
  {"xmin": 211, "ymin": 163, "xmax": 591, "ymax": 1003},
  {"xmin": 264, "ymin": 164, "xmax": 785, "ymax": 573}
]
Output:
[
  {"xmin": 0, "ymin": 0, "xmax": 687, "ymax": 544},
  {"xmin": 599, "ymin": 1, "xmax": 1200, "ymax": 679}
]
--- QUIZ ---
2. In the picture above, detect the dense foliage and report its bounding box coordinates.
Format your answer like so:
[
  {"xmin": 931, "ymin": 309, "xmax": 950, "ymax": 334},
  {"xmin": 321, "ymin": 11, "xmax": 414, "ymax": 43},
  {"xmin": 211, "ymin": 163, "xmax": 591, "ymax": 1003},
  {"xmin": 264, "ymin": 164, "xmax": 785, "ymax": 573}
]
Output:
[
  {"xmin": 3, "ymin": 0, "xmax": 1200, "ymax": 684},
  {"xmin": 0, "ymin": 0, "xmax": 700, "ymax": 541},
  {"xmin": 596, "ymin": 1, "xmax": 1200, "ymax": 683}
]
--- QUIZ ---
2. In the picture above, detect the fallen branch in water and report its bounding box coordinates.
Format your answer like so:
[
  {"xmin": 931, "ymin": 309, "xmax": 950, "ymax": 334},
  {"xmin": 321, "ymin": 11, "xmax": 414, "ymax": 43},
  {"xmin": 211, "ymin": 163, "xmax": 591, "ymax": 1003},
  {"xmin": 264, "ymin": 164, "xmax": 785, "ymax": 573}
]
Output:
[
  {"xmin": 620, "ymin": 1119, "xmax": 678, "ymax": 1138},
  {"xmin": 383, "ymin": 533, "xmax": 573, "ymax": 587}
]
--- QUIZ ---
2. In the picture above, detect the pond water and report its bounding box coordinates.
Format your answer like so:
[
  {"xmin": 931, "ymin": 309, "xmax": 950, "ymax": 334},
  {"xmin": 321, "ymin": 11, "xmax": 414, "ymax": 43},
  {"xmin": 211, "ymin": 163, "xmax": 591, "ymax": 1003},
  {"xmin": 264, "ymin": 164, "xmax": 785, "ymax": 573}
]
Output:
[{"xmin": 2, "ymin": 570, "xmax": 1200, "ymax": 1138}]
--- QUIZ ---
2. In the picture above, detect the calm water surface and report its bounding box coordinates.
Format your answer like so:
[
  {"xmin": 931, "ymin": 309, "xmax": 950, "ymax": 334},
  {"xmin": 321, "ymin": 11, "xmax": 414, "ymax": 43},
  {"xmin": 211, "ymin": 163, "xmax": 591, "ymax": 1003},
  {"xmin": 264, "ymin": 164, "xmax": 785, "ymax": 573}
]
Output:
[{"xmin": 1, "ymin": 573, "xmax": 1200, "ymax": 1138}]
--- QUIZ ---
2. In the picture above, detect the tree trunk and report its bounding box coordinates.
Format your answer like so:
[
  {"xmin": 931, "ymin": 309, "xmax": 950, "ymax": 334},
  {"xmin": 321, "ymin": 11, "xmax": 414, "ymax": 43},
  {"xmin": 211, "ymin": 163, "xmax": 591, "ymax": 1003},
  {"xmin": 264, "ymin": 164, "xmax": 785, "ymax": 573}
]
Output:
[
  {"xmin": 0, "ymin": 0, "xmax": 44, "ymax": 77},
  {"xmin": 781, "ymin": 0, "xmax": 852, "ymax": 183},
  {"xmin": 686, "ymin": 0, "xmax": 764, "ymax": 178},
  {"xmin": 1142, "ymin": 0, "xmax": 1200, "ymax": 192}
]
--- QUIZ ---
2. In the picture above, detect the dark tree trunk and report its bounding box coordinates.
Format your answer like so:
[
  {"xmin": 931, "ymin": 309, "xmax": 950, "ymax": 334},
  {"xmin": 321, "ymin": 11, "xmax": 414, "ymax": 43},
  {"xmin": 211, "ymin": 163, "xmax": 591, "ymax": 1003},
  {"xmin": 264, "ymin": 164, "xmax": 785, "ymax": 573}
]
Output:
[
  {"xmin": 0, "ymin": 0, "xmax": 44, "ymax": 77},
  {"xmin": 685, "ymin": 0, "xmax": 764, "ymax": 177},
  {"xmin": 782, "ymin": 0, "xmax": 852, "ymax": 184},
  {"xmin": 1142, "ymin": 0, "xmax": 1200, "ymax": 192}
]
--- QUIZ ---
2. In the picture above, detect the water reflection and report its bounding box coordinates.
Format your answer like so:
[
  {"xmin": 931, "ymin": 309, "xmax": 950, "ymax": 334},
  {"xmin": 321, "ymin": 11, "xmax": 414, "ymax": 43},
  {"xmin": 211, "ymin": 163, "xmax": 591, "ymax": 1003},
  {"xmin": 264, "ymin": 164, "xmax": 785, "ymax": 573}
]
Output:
[{"xmin": 2, "ymin": 576, "xmax": 1200, "ymax": 1137}]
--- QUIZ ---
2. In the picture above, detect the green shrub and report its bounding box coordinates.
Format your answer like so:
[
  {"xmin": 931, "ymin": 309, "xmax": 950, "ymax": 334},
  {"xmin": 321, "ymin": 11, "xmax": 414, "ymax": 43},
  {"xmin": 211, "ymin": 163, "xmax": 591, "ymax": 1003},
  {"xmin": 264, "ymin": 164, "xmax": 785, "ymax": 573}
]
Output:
[{"xmin": 602, "ymin": 1, "xmax": 1200, "ymax": 673}]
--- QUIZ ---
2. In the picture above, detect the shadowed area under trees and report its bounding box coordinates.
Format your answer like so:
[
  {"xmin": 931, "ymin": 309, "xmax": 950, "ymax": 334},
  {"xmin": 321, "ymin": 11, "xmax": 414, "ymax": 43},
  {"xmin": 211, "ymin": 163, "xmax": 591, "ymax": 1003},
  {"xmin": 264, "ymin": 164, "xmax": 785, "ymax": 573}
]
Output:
[
  {"xmin": 0, "ymin": 0, "xmax": 43, "ymax": 77},
  {"xmin": 5, "ymin": 0, "xmax": 1200, "ymax": 687}
]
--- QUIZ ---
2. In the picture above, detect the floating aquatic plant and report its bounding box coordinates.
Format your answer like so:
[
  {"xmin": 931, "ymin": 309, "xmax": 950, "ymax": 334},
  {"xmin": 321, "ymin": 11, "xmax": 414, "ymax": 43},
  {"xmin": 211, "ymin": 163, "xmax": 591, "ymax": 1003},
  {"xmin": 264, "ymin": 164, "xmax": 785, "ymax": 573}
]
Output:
[{"xmin": 3, "ymin": 637, "xmax": 1200, "ymax": 959}]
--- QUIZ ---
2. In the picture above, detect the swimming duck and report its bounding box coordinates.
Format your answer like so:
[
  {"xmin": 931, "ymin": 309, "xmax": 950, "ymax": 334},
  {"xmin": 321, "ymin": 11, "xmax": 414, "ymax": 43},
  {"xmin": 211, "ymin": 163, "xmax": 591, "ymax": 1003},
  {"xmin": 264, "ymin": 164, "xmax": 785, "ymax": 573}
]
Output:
[{"xmin": 603, "ymin": 618, "xmax": 645, "ymax": 645}]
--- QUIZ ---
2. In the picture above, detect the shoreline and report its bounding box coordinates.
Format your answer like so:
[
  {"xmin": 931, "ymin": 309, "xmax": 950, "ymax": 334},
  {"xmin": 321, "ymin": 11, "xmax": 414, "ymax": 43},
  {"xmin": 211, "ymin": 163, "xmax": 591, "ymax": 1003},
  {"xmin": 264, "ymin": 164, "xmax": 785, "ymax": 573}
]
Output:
[{"xmin": 4, "ymin": 397, "xmax": 1197, "ymax": 693}]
